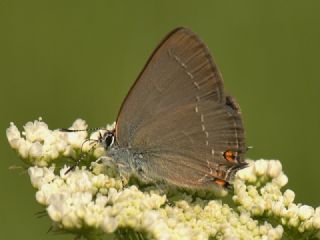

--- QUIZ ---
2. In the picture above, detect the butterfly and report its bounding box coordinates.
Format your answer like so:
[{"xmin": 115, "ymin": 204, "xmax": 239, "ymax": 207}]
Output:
[{"xmin": 96, "ymin": 27, "xmax": 248, "ymax": 189}]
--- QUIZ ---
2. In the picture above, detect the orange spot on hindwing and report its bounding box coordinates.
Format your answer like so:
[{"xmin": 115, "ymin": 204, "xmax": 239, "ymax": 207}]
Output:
[
  {"xmin": 223, "ymin": 150, "xmax": 237, "ymax": 163},
  {"xmin": 214, "ymin": 178, "xmax": 227, "ymax": 187}
]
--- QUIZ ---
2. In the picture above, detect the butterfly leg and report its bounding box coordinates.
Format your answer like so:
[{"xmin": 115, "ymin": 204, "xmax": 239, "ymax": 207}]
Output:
[
  {"xmin": 117, "ymin": 163, "xmax": 132, "ymax": 186},
  {"xmin": 96, "ymin": 156, "xmax": 116, "ymax": 168}
]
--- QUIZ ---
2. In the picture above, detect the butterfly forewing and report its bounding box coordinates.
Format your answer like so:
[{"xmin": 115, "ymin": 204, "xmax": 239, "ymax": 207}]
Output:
[{"xmin": 116, "ymin": 28, "xmax": 225, "ymax": 147}]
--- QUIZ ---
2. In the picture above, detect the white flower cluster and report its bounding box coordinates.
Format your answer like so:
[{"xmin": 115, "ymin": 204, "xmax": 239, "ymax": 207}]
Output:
[
  {"xmin": 6, "ymin": 118, "xmax": 114, "ymax": 166},
  {"xmin": 28, "ymin": 163, "xmax": 285, "ymax": 240},
  {"xmin": 233, "ymin": 159, "xmax": 320, "ymax": 234},
  {"xmin": 7, "ymin": 119, "xmax": 320, "ymax": 240}
]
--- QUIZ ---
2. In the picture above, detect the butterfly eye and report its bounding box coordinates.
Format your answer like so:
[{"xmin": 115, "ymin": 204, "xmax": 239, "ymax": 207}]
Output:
[{"xmin": 101, "ymin": 132, "xmax": 114, "ymax": 148}]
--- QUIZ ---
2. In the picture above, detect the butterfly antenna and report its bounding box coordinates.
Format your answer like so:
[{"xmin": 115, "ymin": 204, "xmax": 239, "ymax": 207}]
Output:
[
  {"xmin": 80, "ymin": 138, "xmax": 95, "ymax": 152},
  {"xmin": 64, "ymin": 153, "xmax": 87, "ymax": 175},
  {"xmin": 59, "ymin": 127, "xmax": 106, "ymax": 133}
]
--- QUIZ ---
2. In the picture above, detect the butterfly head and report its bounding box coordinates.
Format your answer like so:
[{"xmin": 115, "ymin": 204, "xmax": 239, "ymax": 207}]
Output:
[{"xmin": 99, "ymin": 130, "xmax": 115, "ymax": 149}]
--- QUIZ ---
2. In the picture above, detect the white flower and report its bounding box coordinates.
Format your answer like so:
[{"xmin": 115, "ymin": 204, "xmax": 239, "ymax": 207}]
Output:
[
  {"xmin": 253, "ymin": 159, "xmax": 268, "ymax": 176},
  {"xmin": 272, "ymin": 173, "xmax": 288, "ymax": 187},
  {"xmin": 102, "ymin": 215, "xmax": 118, "ymax": 233},
  {"xmin": 28, "ymin": 166, "xmax": 56, "ymax": 189},
  {"xmin": 283, "ymin": 189, "xmax": 295, "ymax": 207},
  {"xmin": 7, "ymin": 119, "xmax": 320, "ymax": 239},
  {"xmin": 6, "ymin": 118, "xmax": 107, "ymax": 166},
  {"xmin": 6, "ymin": 122, "xmax": 21, "ymax": 147},
  {"xmin": 267, "ymin": 160, "xmax": 282, "ymax": 179},
  {"xmin": 298, "ymin": 205, "xmax": 314, "ymax": 221},
  {"xmin": 23, "ymin": 119, "xmax": 50, "ymax": 142}
]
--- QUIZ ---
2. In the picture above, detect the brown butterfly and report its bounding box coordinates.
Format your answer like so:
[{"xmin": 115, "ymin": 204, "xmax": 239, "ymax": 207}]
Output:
[
  {"xmin": 64, "ymin": 27, "xmax": 248, "ymax": 189},
  {"xmin": 101, "ymin": 27, "xmax": 248, "ymax": 189}
]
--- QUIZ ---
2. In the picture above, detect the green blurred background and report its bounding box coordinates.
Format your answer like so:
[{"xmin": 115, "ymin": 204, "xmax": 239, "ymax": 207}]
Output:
[{"xmin": 1, "ymin": 0, "xmax": 319, "ymax": 239}]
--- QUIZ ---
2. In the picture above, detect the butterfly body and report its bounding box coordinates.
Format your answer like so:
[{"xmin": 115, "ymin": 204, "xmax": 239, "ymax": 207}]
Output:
[{"xmin": 107, "ymin": 147, "xmax": 163, "ymax": 184}]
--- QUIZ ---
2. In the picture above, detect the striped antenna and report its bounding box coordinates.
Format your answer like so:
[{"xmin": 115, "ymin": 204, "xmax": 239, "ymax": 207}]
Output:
[{"xmin": 59, "ymin": 127, "xmax": 106, "ymax": 133}]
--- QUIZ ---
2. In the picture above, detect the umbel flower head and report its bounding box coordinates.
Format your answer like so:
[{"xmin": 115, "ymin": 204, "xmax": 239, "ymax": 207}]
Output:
[{"xmin": 6, "ymin": 119, "xmax": 320, "ymax": 240}]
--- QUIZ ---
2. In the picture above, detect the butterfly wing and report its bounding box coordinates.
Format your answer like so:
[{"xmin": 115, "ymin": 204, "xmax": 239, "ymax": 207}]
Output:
[
  {"xmin": 115, "ymin": 27, "xmax": 246, "ymax": 187},
  {"xmin": 131, "ymin": 100, "xmax": 246, "ymax": 187},
  {"xmin": 116, "ymin": 27, "xmax": 225, "ymax": 147}
]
